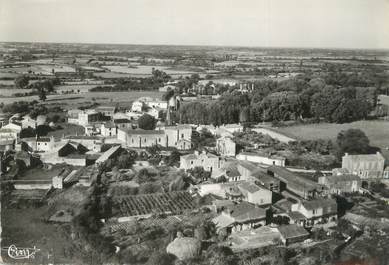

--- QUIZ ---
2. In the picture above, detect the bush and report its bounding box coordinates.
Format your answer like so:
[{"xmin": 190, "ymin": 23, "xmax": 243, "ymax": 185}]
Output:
[{"xmin": 138, "ymin": 114, "xmax": 156, "ymax": 130}]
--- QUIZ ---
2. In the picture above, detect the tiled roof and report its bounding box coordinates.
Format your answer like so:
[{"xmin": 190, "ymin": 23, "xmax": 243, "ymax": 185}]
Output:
[
  {"xmin": 237, "ymin": 160, "xmax": 259, "ymax": 172},
  {"xmin": 96, "ymin": 106, "xmax": 115, "ymax": 111},
  {"xmin": 227, "ymin": 202, "xmax": 266, "ymax": 222},
  {"xmin": 181, "ymin": 152, "xmax": 219, "ymax": 161},
  {"xmin": 327, "ymin": 174, "xmax": 361, "ymax": 183},
  {"xmin": 277, "ymin": 224, "xmax": 309, "ymax": 239},
  {"xmin": 343, "ymin": 152, "xmax": 385, "ymax": 162},
  {"xmin": 120, "ymin": 128, "xmax": 165, "ymax": 135},
  {"xmin": 114, "ymin": 118, "xmax": 131, "ymax": 123},
  {"xmin": 301, "ymin": 198, "xmax": 337, "ymax": 211},
  {"xmin": 96, "ymin": 145, "xmax": 121, "ymax": 163},
  {"xmin": 103, "ymin": 122, "xmax": 116, "ymax": 128},
  {"xmin": 65, "ymin": 135, "xmax": 101, "ymax": 140},
  {"xmin": 268, "ymin": 166, "xmax": 321, "ymax": 190},
  {"xmin": 238, "ymin": 182, "xmax": 262, "ymax": 193}
]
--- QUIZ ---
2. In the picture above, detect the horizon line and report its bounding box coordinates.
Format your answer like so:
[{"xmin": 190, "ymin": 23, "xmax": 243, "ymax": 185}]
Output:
[{"xmin": 1, "ymin": 40, "xmax": 388, "ymax": 52}]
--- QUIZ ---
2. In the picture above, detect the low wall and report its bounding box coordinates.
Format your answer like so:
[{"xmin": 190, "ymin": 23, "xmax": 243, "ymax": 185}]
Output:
[{"xmin": 252, "ymin": 128, "xmax": 296, "ymax": 143}]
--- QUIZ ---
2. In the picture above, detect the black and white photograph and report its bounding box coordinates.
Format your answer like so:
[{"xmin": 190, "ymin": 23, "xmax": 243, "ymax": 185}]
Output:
[{"xmin": 0, "ymin": 0, "xmax": 389, "ymax": 264}]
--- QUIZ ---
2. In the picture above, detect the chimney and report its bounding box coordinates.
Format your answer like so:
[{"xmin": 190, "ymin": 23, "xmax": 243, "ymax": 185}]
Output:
[
  {"xmin": 194, "ymin": 150, "xmax": 199, "ymax": 156},
  {"xmin": 344, "ymin": 153, "xmax": 349, "ymax": 156}
]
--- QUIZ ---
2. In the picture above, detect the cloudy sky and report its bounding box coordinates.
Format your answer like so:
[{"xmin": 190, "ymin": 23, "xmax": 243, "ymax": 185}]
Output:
[{"xmin": 1, "ymin": 0, "xmax": 388, "ymax": 49}]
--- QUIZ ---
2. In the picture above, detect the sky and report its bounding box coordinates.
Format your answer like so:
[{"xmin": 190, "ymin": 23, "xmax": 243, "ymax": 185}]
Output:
[{"xmin": 0, "ymin": 0, "xmax": 388, "ymax": 49}]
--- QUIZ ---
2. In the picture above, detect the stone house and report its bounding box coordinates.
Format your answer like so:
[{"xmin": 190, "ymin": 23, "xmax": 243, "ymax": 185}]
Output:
[
  {"xmin": 318, "ymin": 174, "xmax": 361, "ymax": 194},
  {"xmin": 67, "ymin": 109, "xmax": 100, "ymax": 126},
  {"xmin": 213, "ymin": 202, "xmax": 267, "ymax": 234},
  {"xmin": 216, "ymin": 137, "xmax": 236, "ymax": 157},
  {"xmin": 0, "ymin": 123, "xmax": 22, "ymax": 140},
  {"xmin": 341, "ymin": 152, "xmax": 385, "ymax": 179},
  {"xmin": 237, "ymin": 182, "xmax": 272, "ymax": 206},
  {"xmin": 22, "ymin": 136, "xmax": 57, "ymax": 152},
  {"xmin": 180, "ymin": 151, "xmax": 225, "ymax": 172},
  {"xmin": 131, "ymin": 100, "xmax": 144, "ymax": 112},
  {"xmin": 290, "ymin": 198, "xmax": 338, "ymax": 227},
  {"xmin": 267, "ymin": 166, "xmax": 326, "ymax": 199},
  {"xmin": 100, "ymin": 122, "xmax": 117, "ymax": 137},
  {"xmin": 95, "ymin": 106, "xmax": 115, "ymax": 118},
  {"xmin": 277, "ymin": 224, "xmax": 310, "ymax": 245},
  {"xmin": 118, "ymin": 125, "xmax": 191, "ymax": 150}
]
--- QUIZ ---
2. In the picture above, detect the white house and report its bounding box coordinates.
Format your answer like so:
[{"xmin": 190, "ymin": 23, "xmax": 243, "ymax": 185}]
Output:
[
  {"xmin": 290, "ymin": 198, "xmax": 337, "ymax": 227},
  {"xmin": 0, "ymin": 123, "xmax": 22, "ymax": 140},
  {"xmin": 341, "ymin": 152, "xmax": 385, "ymax": 179},
  {"xmin": 236, "ymin": 151, "xmax": 286, "ymax": 167},
  {"xmin": 237, "ymin": 182, "xmax": 272, "ymax": 206},
  {"xmin": 100, "ymin": 122, "xmax": 117, "ymax": 137},
  {"xmin": 216, "ymin": 137, "xmax": 236, "ymax": 157},
  {"xmin": 131, "ymin": 101, "xmax": 144, "ymax": 112},
  {"xmin": 180, "ymin": 151, "xmax": 225, "ymax": 172}
]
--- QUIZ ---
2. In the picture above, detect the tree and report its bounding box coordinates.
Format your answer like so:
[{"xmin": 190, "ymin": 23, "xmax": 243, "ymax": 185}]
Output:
[
  {"xmin": 138, "ymin": 182, "xmax": 161, "ymax": 194},
  {"xmin": 14, "ymin": 75, "xmax": 29, "ymax": 89},
  {"xmin": 138, "ymin": 114, "xmax": 156, "ymax": 130},
  {"xmin": 188, "ymin": 166, "xmax": 211, "ymax": 182},
  {"xmin": 38, "ymin": 89, "xmax": 47, "ymax": 101},
  {"xmin": 165, "ymin": 149, "xmax": 181, "ymax": 166},
  {"xmin": 336, "ymin": 129, "xmax": 371, "ymax": 155},
  {"xmin": 136, "ymin": 168, "xmax": 154, "ymax": 183},
  {"xmin": 147, "ymin": 252, "xmax": 176, "ymax": 265},
  {"xmin": 205, "ymin": 245, "xmax": 237, "ymax": 265},
  {"xmin": 116, "ymin": 154, "xmax": 135, "ymax": 169}
]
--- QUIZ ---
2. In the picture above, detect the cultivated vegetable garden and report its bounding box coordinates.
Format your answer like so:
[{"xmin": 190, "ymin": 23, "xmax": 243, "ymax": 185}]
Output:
[{"xmin": 113, "ymin": 191, "xmax": 196, "ymax": 217}]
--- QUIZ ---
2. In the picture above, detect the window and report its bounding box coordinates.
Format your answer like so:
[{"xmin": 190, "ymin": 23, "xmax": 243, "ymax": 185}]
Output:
[
  {"xmin": 191, "ymin": 161, "xmax": 193, "ymax": 165},
  {"xmin": 181, "ymin": 133, "xmax": 184, "ymax": 139},
  {"xmin": 312, "ymin": 209, "xmax": 317, "ymax": 214},
  {"xmin": 144, "ymin": 138, "xmax": 146, "ymax": 143},
  {"xmin": 45, "ymin": 143, "xmax": 47, "ymax": 145},
  {"xmin": 131, "ymin": 138, "xmax": 134, "ymax": 143},
  {"xmin": 158, "ymin": 138, "xmax": 161, "ymax": 143}
]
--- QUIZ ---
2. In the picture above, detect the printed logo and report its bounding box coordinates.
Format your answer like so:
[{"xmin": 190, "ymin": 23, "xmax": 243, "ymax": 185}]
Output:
[{"xmin": 6, "ymin": 245, "xmax": 40, "ymax": 260}]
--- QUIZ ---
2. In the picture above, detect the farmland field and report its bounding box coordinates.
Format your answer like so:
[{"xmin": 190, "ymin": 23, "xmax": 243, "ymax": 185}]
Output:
[
  {"xmin": 113, "ymin": 191, "xmax": 196, "ymax": 217},
  {"xmin": 0, "ymin": 88, "xmax": 31, "ymax": 96},
  {"xmin": 55, "ymin": 84, "xmax": 106, "ymax": 94},
  {"xmin": 274, "ymin": 120, "xmax": 389, "ymax": 159},
  {"xmin": 0, "ymin": 80, "xmax": 14, "ymax": 85},
  {"xmin": 102, "ymin": 65, "xmax": 202, "ymax": 77},
  {"xmin": 0, "ymin": 72, "xmax": 20, "ymax": 79},
  {"xmin": 0, "ymin": 90, "xmax": 163, "ymax": 108}
]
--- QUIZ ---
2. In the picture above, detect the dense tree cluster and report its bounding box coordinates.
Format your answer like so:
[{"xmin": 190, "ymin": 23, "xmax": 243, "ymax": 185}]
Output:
[
  {"xmin": 336, "ymin": 128, "xmax": 377, "ymax": 156},
  {"xmin": 138, "ymin": 114, "xmax": 157, "ymax": 130},
  {"xmin": 0, "ymin": 100, "xmax": 48, "ymax": 116},
  {"xmin": 178, "ymin": 72, "xmax": 380, "ymax": 125},
  {"xmin": 14, "ymin": 75, "xmax": 30, "ymax": 88}
]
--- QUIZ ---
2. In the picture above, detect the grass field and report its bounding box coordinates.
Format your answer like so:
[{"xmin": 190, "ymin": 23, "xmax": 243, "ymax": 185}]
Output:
[
  {"xmin": 1, "ymin": 206, "xmax": 76, "ymax": 264},
  {"xmin": 47, "ymin": 123, "xmax": 85, "ymax": 138},
  {"xmin": 275, "ymin": 120, "xmax": 389, "ymax": 158},
  {"xmin": 19, "ymin": 164, "xmax": 66, "ymax": 180},
  {"xmin": 55, "ymin": 84, "xmax": 102, "ymax": 94},
  {"xmin": 0, "ymin": 90, "xmax": 164, "ymax": 109}
]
